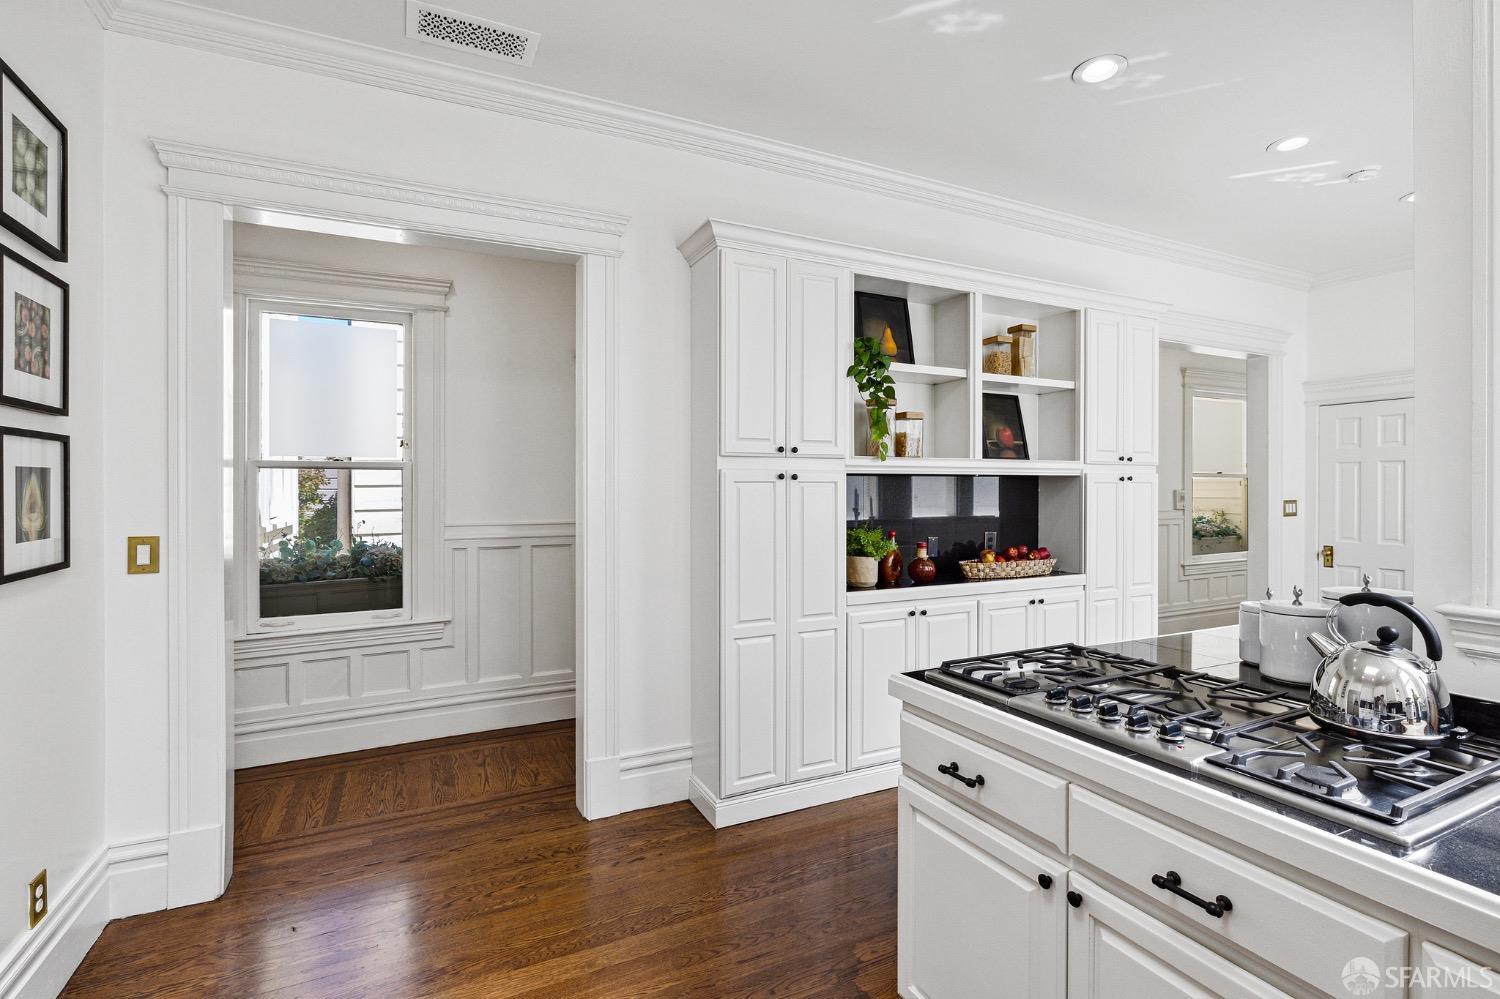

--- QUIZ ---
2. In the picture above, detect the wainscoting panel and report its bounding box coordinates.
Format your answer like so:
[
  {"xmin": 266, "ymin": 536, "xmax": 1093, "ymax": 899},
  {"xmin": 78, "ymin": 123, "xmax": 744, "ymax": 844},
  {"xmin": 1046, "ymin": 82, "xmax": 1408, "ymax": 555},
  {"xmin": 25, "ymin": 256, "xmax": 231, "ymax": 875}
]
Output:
[
  {"xmin": 233, "ymin": 525, "xmax": 576, "ymax": 767},
  {"xmin": 1157, "ymin": 511, "xmax": 1247, "ymax": 633}
]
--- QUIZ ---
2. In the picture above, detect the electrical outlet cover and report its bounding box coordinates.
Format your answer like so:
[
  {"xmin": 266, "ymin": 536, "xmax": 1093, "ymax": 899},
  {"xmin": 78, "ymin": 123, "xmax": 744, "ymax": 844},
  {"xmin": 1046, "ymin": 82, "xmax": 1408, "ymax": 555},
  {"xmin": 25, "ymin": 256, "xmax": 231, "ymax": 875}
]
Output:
[{"xmin": 28, "ymin": 870, "xmax": 46, "ymax": 929}]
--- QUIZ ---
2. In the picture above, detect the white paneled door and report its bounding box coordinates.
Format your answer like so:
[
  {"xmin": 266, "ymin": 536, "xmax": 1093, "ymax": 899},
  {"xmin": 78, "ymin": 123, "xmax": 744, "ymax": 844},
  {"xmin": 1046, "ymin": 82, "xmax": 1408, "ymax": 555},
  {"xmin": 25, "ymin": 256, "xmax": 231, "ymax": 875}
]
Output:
[{"xmin": 1316, "ymin": 398, "xmax": 1415, "ymax": 592}]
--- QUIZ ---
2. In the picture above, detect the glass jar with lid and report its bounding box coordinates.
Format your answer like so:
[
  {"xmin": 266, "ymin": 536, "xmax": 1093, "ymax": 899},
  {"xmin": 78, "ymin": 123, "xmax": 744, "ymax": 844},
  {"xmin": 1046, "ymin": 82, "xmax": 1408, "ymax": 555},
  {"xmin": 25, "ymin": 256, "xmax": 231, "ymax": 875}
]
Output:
[{"xmin": 894, "ymin": 411, "xmax": 924, "ymax": 458}]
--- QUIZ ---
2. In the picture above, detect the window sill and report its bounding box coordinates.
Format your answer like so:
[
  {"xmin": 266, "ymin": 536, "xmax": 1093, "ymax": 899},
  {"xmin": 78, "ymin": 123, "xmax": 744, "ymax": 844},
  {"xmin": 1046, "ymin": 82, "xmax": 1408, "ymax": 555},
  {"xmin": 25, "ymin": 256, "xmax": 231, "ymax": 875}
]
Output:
[{"xmin": 234, "ymin": 617, "xmax": 451, "ymax": 658}]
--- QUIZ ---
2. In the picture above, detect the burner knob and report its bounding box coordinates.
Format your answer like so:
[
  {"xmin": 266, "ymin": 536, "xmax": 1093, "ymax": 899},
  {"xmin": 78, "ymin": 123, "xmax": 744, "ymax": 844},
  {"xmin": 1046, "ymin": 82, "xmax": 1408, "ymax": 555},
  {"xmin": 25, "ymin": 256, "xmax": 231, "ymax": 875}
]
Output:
[
  {"xmin": 1096, "ymin": 701, "xmax": 1120, "ymax": 721},
  {"xmin": 1070, "ymin": 694, "xmax": 1095, "ymax": 713},
  {"xmin": 1157, "ymin": 719, "xmax": 1185, "ymax": 743},
  {"xmin": 1045, "ymin": 686, "xmax": 1069, "ymax": 704},
  {"xmin": 1126, "ymin": 708, "xmax": 1152, "ymax": 732}
]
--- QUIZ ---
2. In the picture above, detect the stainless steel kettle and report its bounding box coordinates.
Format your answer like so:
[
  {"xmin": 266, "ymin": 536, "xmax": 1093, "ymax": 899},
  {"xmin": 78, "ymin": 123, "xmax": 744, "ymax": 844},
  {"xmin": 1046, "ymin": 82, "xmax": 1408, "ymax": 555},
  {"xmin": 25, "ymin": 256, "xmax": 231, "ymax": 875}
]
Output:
[{"xmin": 1305, "ymin": 591, "xmax": 1453, "ymax": 744}]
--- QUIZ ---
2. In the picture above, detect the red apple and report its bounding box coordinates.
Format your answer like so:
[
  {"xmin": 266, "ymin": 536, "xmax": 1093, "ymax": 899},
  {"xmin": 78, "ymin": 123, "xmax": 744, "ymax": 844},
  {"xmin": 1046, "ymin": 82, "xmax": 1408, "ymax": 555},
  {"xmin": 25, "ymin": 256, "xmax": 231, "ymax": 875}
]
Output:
[
  {"xmin": 1017, "ymin": 545, "xmax": 1030, "ymax": 558},
  {"xmin": 1035, "ymin": 546, "xmax": 1051, "ymax": 560},
  {"xmin": 1004, "ymin": 546, "xmax": 1021, "ymax": 560}
]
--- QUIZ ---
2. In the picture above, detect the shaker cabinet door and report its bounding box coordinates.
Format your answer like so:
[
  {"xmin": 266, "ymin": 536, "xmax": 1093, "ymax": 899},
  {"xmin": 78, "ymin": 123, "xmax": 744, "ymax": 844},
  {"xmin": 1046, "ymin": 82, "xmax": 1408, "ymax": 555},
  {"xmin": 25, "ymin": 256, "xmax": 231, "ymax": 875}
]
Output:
[
  {"xmin": 786, "ymin": 260, "xmax": 850, "ymax": 458},
  {"xmin": 915, "ymin": 600, "xmax": 978, "ymax": 671},
  {"xmin": 1035, "ymin": 588, "xmax": 1086, "ymax": 646},
  {"xmin": 1084, "ymin": 310, "xmax": 1126, "ymax": 465},
  {"xmin": 1085, "ymin": 474, "xmax": 1124, "ymax": 645},
  {"xmin": 720, "ymin": 250, "xmax": 787, "ymax": 456},
  {"xmin": 978, "ymin": 593, "xmax": 1033, "ymax": 655},
  {"xmin": 1121, "ymin": 472, "xmax": 1158, "ymax": 641},
  {"xmin": 787, "ymin": 468, "xmax": 845, "ymax": 782},
  {"xmin": 1122, "ymin": 315, "xmax": 1159, "ymax": 465}
]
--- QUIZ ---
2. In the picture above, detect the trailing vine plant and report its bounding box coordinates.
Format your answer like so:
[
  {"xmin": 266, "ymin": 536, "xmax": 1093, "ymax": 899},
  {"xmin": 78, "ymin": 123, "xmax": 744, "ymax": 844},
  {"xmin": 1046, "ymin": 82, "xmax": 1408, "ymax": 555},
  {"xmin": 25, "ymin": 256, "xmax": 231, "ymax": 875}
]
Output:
[{"xmin": 848, "ymin": 336, "xmax": 897, "ymax": 460}]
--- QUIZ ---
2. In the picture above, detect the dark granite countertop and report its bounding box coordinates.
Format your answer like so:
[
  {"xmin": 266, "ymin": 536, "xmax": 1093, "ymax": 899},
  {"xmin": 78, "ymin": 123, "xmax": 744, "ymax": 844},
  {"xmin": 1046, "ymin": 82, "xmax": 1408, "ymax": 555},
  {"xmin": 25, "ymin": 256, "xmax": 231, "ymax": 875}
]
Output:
[{"xmin": 911, "ymin": 627, "xmax": 1500, "ymax": 899}]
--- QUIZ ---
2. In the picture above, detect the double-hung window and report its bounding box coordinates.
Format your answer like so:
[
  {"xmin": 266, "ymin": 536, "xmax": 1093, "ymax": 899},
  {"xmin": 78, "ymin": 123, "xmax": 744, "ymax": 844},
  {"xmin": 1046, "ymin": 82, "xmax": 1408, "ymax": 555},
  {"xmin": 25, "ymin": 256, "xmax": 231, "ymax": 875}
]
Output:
[{"xmin": 246, "ymin": 300, "xmax": 412, "ymax": 629}]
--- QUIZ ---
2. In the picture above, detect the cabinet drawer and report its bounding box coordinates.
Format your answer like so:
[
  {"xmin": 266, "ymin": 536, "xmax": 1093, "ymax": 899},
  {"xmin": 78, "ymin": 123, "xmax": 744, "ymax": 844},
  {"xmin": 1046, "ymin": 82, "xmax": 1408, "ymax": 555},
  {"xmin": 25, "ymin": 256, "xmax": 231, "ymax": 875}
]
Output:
[
  {"xmin": 901, "ymin": 712, "xmax": 1068, "ymax": 851},
  {"xmin": 1069, "ymin": 788, "xmax": 1407, "ymax": 999}
]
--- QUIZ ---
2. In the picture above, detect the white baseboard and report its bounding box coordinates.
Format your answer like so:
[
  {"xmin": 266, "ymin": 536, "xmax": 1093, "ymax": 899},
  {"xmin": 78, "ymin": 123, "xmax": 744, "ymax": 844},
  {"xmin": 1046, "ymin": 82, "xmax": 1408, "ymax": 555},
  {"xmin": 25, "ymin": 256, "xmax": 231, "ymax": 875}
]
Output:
[
  {"xmin": 106, "ymin": 837, "xmax": 169, "ymax": 921},
  {"xmin": 1159, "ymin": 603, "xmax": 1239, "ymax": 633},
  {"xmin": 688, "ymin": 763, "xmax": 901, "ymax": 829},
  {"xmin": 617, "ymin": 744, "xmax": 692, "ymax": 814},
  {"xmin": 234, "ymin": 682, "xmax": 576, "ymax": 768},
  {"xmin": 0, "ymin": 850, "xmax": 109, "ymax": 999}
]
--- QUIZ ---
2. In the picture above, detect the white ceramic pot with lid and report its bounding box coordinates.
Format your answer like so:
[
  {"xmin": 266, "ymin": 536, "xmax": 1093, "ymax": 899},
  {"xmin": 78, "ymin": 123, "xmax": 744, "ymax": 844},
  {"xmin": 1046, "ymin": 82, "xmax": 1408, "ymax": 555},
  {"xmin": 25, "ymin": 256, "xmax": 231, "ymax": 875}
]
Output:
[
  {"xmin": 1238, "ymin": 588, "xmax": 1271, "ymax": 665},
  {"xmin": 1258, "ymin": 586, "xmax": 1333, "ymax": 685},
  {"xmin": 1319, "ymin": 575, "xmax": 1415, "ymax": 650}
]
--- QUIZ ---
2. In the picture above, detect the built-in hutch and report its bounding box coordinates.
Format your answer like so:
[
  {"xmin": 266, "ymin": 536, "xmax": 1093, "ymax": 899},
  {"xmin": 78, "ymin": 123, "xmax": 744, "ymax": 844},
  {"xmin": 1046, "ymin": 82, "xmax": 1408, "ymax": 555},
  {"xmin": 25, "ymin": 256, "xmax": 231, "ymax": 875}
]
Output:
[{"xmin": 680, "ymin": 220, "xmax": 1167, "ymax": 827}]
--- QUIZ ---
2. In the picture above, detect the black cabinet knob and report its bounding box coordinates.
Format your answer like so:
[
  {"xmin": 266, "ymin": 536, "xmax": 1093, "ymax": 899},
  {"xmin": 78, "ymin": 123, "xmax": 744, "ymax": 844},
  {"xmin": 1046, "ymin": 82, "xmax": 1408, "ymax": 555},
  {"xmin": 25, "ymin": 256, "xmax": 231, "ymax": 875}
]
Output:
[
  {"xmin": 777, "ymin": 446, "xmax": 785, "ymax": 453},
  {"xmin": 908, "ymin": 609, "xmax": 916, "ymax": 617},
  {"xmin": 777, "ymin": 473, "xmax": 785, "ymax": 480},
  {"xmin": 919, "ymin": 609, "xmax": 928, "ymax": 616},
  {"xmin": 1118, "ymin": 456, "xmax": 1125, "ymax": 461},
  {"xmin": 790, "ymin": 446, "xmax": 799, "ymax": 454},
  {"xmin": 1028, "ymin": 599, "xmax": 1036, "ymax": 605},
  {"xmin": 1127, "ymin": 456, "xmax": 1134, "ymax": 462},
  {"xmin": 1038, "ymin": 874, "xmax": 1053, "ymax": 890},
  {"xmin": 1038, "ymin": 598, "xmax": 1046, "ymax": 604},
  {"xmin": 1119, "ymin": 476, "xmax": 1125, "ymax": 482},
  {"xmin": 1127, "ymin": 475, "xmax": 1133, "ymax": 481},
  {"xmin": 790, "ymin": 473, "xmax": 799, "ymax": 480},
  {"xmin": 1067, "ymin": 890, "xmax": 1083, "ymax": 908}
]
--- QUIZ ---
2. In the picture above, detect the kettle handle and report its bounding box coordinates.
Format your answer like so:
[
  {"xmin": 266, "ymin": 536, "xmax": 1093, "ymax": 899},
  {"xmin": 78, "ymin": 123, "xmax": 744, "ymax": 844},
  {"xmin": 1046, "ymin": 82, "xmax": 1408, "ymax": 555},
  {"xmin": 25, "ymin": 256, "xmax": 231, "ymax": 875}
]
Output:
[{"xmin": 1337, "ymin": 590, "xmax": 1443, "ymax": 663}]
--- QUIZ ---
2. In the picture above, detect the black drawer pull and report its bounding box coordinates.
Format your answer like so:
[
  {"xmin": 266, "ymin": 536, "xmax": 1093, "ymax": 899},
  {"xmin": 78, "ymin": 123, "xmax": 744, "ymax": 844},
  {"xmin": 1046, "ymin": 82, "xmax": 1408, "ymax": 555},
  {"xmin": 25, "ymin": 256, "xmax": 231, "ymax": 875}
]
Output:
[
  {"xmin": 1152, "ymin": 870, "xmax": 1232, "ymax": 918},
  {"xmin": 937, "ymin": 761, "xmax": 985, "ymax": 789}
]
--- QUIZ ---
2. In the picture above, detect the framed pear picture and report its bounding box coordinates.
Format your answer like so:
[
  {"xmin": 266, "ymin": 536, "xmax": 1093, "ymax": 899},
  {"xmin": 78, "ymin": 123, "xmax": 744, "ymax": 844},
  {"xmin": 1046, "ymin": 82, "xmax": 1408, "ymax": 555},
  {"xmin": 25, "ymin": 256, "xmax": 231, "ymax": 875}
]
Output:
[
  {"xmin": 1, "ymin": 245, "xmax": 67, "ymax": 414},
  {"xmin": 1, "ymin": 59, "xmax": 68, "ymax": 262},
  {"xmin": 1, "ymin": 425, "xmax": 69, "ymax": 584}
]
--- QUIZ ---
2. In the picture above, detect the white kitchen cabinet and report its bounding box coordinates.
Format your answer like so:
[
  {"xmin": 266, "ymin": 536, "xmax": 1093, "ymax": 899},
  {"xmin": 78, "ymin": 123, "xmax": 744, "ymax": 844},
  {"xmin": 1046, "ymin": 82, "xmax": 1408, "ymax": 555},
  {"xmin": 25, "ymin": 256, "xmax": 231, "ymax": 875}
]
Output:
[
  {"xmin": 1412, "ymin": 940, "xmax": 1500, "ymax": 998},
  {"xmin": 1067, "ymin": 875, "xmax": 1289, "ymax": 999},
  {"xmin": 719, "ymin": 249, "xmax": 787, "ymax": 457},
  {"xmin": 715, "ymin": 248, "xmax": 850, "ymax": 459},
  {"xmin": 900, "ymin": 780, "xmax": 1067, "ymax": 999},
  {"xmin": 1086, "ymin": 471, "xmax": 1156, "ymax": 644},
  {"xmin": 979, "ymin": 588, "xmax": 1085, "ymax": 652},
  {"xmin": 786, "ymin": 259, "xmax": 850, "ymax": 458},
  {"xmin": 787, "ymin": 468, "xmax": 846, "ymax": 782},
  {"xmin": 915, "ymin": 599, "xmax": 978, "ymax": 670},
  {"xmin": 720, "ymin": 468, "xmax": 788, "ymax": 794},
  {"xmin": 849, "ymin": 604, "xmax": 918, "ymax": 770},
  {"xmin": 1084, "ymin": 309, "xmax": 1158, "ymax": 466},
  {"xmin": 849, "ymin": 598, "xmax": 976, "ymax": 770}
]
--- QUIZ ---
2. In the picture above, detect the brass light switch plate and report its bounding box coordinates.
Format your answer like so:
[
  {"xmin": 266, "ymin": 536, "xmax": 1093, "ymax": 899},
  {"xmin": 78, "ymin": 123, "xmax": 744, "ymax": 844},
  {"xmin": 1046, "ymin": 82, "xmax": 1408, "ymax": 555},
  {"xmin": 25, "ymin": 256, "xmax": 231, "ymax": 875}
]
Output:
[
  {"xmin": 127, "ymin": 536, "xmax": 160, "ymax": 574},
  {"xmin": 28, "ymin": 870, "xmax": 46, "ymax": 929},
  {"xmin": 1282, "ymin": 500, "xmax": 1298, "ymax": 517}
]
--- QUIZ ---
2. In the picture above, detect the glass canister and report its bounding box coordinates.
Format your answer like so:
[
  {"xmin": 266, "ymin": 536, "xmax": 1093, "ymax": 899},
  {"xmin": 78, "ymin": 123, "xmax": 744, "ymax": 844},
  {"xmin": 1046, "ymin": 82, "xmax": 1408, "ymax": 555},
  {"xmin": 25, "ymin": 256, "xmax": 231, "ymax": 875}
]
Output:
[
  {"xmin": 981, "ymin": 335, "xmax": 1014, "ymax": 374},
  {"xmin": 894, "ymin": 411, "xmax": 924, "ymax": 458}
]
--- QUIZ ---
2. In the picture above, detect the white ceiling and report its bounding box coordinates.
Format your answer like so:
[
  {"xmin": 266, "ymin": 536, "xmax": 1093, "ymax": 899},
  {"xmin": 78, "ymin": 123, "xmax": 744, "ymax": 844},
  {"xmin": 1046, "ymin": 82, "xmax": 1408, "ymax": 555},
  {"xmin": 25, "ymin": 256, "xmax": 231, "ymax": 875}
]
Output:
[{"xmin": 184, "ymin": 0, "xmax": 1415, "ymax": 279}]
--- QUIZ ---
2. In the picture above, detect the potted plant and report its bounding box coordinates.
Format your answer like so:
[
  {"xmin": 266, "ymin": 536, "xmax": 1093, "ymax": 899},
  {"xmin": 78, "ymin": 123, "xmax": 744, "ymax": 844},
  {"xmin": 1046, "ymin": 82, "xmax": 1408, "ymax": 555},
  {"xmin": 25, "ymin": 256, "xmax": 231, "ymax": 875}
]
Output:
[
  {"xmin": 1191, "ymin": 510, "xmax": 1246, "ymax": 556},
  {"xmin": 847, "ymin": 522, "xmax": 896, "ymax": 589},
  {"xmin": 848, "ymin": 336, "xmax": 897, "ymax": 460}
]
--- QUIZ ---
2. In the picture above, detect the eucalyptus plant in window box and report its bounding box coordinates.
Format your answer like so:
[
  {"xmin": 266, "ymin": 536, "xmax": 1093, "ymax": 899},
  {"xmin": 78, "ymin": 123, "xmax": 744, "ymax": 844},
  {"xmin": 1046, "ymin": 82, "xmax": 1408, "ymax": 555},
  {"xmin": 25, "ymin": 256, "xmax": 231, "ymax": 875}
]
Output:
[{"xmin": 848, "ymin": 336, "xmax": 897, "ymax": 460}]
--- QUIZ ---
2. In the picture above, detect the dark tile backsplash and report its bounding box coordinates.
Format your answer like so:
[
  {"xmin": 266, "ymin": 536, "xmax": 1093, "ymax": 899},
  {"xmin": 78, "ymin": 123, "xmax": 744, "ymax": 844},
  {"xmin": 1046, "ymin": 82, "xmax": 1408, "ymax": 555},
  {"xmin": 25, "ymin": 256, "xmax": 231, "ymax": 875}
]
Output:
[{"xmin": 847, "ymin": 474, "xmax": 1041, "ymax": 583}]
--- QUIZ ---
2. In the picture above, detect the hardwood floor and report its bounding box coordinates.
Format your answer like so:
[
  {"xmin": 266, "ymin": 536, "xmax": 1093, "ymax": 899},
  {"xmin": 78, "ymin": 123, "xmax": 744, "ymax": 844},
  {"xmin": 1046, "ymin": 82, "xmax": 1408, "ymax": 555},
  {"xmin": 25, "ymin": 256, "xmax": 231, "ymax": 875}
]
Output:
[{"xmin": 63, "ymin": 722, "xmax": 899, "ymax": 998}]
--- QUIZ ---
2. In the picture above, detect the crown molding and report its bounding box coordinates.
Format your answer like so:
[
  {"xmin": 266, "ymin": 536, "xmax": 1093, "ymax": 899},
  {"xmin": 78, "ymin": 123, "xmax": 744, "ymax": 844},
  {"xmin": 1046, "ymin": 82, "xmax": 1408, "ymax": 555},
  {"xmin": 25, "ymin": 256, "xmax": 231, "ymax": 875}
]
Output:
[
  {"xmin": 154, "ymin": 139, "xmax": 628, "ymax": 239},
  {"xmin": 1309, "ymin": 255, "xmax": 1417, "ymax": 290},
  {"xmin": 1158, "ymin": 311, "xmax": 1291, "ymax": 357},
  {"xmin": 83, "ymin": 0, "xmax": 120, "ymax": 28},
  {"xmin": 680, "ymin": 219, "xmax": 1175, "ymax": 317},
  {"xmin": 1302, "ymin": 369, "xmax": 1416, "ymax": 406},
  {"xmin": 101, "ymin": 0, "xmax": 1317, "ymax": 290}
]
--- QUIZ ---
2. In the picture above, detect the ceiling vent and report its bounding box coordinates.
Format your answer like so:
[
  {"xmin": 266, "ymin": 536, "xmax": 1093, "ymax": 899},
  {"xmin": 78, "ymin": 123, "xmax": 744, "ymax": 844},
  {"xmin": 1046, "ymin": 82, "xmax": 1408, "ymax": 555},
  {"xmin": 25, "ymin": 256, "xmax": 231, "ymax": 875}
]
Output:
[{"xmin": 405, "ymin": 1, "xmax": 540, "ymax": 67}]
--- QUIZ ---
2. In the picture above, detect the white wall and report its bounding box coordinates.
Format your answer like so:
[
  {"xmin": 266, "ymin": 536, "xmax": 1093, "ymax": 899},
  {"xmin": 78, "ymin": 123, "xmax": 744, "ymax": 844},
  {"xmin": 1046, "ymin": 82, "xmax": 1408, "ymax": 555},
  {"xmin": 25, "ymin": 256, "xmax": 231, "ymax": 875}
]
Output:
[
  {"xmin": 1306, "ymin": 269, "xmax": 1415, "ymax": 382},
  {"xmin": 96, "ymin": 29, "xmax": 1311, "ymax": 868},
  {"xmin": 0, "ymin": 0, "xmax": 109, "ymax": 991},
  {"xmin": 1156, "ymin": 345, "xmax": 1250, "ymax": 630},
  {"xmin": 228, "ymin": 224, "xmax": 577, "ymax": 766}
]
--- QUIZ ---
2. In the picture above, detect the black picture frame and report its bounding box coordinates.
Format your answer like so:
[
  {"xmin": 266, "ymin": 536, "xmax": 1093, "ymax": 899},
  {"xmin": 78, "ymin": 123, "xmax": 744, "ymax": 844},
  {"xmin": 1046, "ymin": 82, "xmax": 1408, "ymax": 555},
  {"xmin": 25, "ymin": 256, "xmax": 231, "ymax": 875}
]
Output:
[
  {"xmin": 854, "ymin": 291, "xmax": 913, "ymax": 364},
  {"xmin": 1, "ymin": 425, "xmax": 69, "ymax": 584},
  {"xmin": 0, "ymin": 59, "xmax": 68, "ymax": 262},
  {"xmin": 982, "ymin": 394, "xmax": 1031, "ymax": 460},
  {"xmin": 1, "ymin": 245, "xmax": 68, "ymax": 415}
]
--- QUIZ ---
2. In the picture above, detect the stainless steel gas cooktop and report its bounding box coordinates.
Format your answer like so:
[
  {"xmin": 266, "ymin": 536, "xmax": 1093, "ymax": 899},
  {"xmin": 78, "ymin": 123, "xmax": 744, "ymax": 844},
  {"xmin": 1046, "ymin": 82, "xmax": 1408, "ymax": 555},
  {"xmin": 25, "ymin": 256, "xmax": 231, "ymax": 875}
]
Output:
[{"xmin": 923, "ymin": 642, "xmax": 1500, "ymax": 848}]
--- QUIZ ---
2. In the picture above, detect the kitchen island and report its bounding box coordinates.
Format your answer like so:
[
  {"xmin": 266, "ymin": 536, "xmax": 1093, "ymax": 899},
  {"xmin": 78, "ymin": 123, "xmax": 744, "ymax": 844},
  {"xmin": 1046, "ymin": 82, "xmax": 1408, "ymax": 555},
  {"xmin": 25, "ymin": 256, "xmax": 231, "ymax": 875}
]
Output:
[{"xmin": 890, "ymin": 627, "xmax": 1500, "ymax": 999}]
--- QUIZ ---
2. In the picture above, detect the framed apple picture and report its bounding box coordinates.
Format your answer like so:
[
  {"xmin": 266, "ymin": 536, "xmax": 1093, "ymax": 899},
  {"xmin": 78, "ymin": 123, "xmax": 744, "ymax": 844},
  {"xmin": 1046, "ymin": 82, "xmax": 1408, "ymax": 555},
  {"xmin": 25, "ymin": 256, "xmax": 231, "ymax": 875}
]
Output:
[{"xmin": 982, "ymin": 393, "xmax": 1030, "ymax": 460}]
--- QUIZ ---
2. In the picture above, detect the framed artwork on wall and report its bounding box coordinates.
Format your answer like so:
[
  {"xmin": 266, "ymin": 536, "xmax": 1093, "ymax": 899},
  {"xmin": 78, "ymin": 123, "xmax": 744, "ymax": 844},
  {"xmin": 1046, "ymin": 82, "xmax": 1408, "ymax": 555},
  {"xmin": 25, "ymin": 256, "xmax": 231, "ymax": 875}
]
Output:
[
  {"xmin": 1, "ymin": 245, "xmax": 67, "ymax": 414},
  {"xmin": 854, "ymin": 291, "xmax": 913, "ymax": 364},
  {"xmin": 1, "ymin": 60, "xmax": 68, "ymax": 262},
  {"xmin": 982, "ymin": 393, "xmax": 1030, "ymax": 460},
  {"xmin": 1, "ymin": 425, "xmax": 69, "ymax": 584}
]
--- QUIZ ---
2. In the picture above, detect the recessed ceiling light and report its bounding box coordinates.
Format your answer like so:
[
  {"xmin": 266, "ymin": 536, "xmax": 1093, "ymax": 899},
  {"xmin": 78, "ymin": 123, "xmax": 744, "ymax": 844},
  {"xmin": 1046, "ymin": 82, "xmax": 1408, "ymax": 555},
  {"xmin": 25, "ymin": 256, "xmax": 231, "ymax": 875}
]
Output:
[
  {"xmin": 1267, "ymin": 136, "xmax": 1310, "ymax": 153},
  {"xmin": 1071, "ymin": 54, "xmax": 1128, "ymax": 85},
  {"xmin": 1346, "ymin": 168, "xmax": 1380, "ymax": 184},
  {"xmin": 1399, "ymin": 191, "xmax": 1416, "ymax": 203}
]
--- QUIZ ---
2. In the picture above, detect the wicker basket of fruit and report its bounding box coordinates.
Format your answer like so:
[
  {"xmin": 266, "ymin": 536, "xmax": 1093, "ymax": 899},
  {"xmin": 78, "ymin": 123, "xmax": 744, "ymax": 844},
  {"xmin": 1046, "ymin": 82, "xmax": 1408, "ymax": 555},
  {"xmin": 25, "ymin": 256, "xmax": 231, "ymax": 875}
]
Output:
[{"xmin": 960, "ymin": 545, "xmax": 1055, "ymax": 581}]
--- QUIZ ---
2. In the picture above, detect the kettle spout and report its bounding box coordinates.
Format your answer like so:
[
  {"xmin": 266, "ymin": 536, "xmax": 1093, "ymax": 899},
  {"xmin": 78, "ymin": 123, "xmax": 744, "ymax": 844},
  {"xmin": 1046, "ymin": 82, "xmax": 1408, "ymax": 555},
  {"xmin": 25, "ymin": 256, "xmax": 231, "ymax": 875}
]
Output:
[{"xmin": 1307, "ymin": 632, "xmax": 1341, "ymax": 659}]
